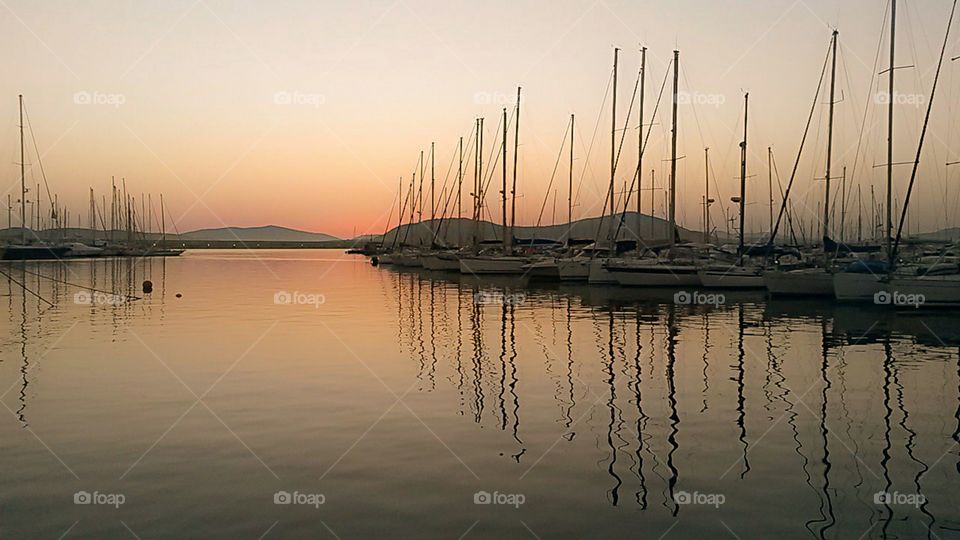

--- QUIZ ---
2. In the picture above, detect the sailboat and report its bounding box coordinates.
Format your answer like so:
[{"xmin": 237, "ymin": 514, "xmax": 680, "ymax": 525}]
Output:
[
  {"xmin": 834, "ymin": 3, "xmax": 899, "ymax": 302},
  {"xmin": 765, "ymin": 31, "xmax": 842, "ymax": 297},
  {"xmin": 607, "ymin": 50, "xmax": 701, "ymax": 288},
  {"xmin": 460, "ymin": 88, "xmax": 528, "ymax": 275},
  {"xmin": 698, "ymin": 93, "xmax": 766, "ymax": 288},
  {"xmin": 885, "ymin": 0, "xmax": 958, "ymax": 307},
  {"xmin": 3, "ymin": 95, "xmax": 70, "ymax": 261},
  {"xmin": 588, "ymin": 48, "xmax": 623, "ymax": 285}
]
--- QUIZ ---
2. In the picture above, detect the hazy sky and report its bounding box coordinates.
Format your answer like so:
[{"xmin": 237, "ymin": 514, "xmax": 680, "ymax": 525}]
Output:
[{"xmin": 0, "ymin": 0, "xmax": 957, "ymax": 239}]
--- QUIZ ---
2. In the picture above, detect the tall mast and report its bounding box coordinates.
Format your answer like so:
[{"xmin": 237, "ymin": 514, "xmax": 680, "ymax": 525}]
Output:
[
  {"xmin": 19, "ymin": 95, "xmax": 25, "ymax": 243},
  {"xmin": 608, "ymin": 48, "xmax": 619, "ymax": 250},
  {"xmin": 637, "ymin": 47, "xmax": 646, "ymax": 219},
  {"xmin": 738, "ymin": 93, "xmax": 749, "ymax": 265},
  {"xmin": 418, "ymin": 150, "xmax": 424, "ymax": 245},
  {"xmin": 704, "ymin": 147, "xmax": 710, "ymax": 244},
  {"xmin": 456, "ymin": 137, "xmax": 463, "ymax": 246},
  {"xmin": 886, "ymin": 0, "xmax": 896, "ymax": 256},
  {"xmin": 824, "ymin": 29, "xmax": 838, "ymax": 249},
  {"xmin": 509, "ymin": 87, "xmax": 521, "ymax": 255},
  {"xmin": 501, "ymin": 106, "xmax": 508, "ymax": 251},
  {"xmin": 669, "ymin": 50, "xmax": 679, "ymax": 248},
  {"xmin": 568, "ymin": 114, "xmax": 574, "ymax": 248},
  {"xmin": 430, "ymin": 141, "xmax": 435, "ymax": 234},
  {"xmin": 768, "ymin": 147, "xmax": 774, "ymax": 240},
  {"xmin": 161, "ymin": 193, "xmax": 166, "ymax": 247}
]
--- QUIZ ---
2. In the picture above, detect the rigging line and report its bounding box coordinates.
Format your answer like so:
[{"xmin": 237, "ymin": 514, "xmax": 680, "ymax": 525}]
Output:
[
  {"xmin": 771, "ymin": 151, "xmax": 800, "ymax": 244},
  {"xmin": 612, "ymin": 61, "xmax": 672, "ymax": 245},
  {"xmin": 435, "ymin": 126, "xmax": 478, "ymax": 243},
  {"xmin": 0, "ymin": 268, "xmax": 54, "ymax": 307},
  {"xmin": 613, "ymin": 70, "xmax": 642, "ymax": 177},
  {"xmin": 892, "ymin": 0, "xmax": 958, "ymax": 263},
  {"xmin": 841, "ymin": 8, "xmax": 886, "ymax": 227},
  {"xmin": 572, "ymin": 68, "xmax": 614, "ymax": 212},
  {"xmin": 769, "ymin": 36, "xmax": 833, "ymax": 244},
  {"xmin": 534, "ymin": 119, "xmax": 572, "ymax": 229},
  {"xmin": 21, "ymin": 103, "xmax": 55, "ymax": 216}
]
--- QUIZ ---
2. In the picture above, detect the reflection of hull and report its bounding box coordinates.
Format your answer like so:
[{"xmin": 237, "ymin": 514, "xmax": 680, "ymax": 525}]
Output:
[
  {"xmin": 764, "ymin": 269, "xmax": 834, "ymax": 296},
  {"xmin": 888, "ymin": 275, "xmax": 960, "ymax": 307},
  {"xmin": 521, "ymin": 258, "xmax": 559, "ymax": 279},
  {"xmin": 421, "ymin": 253, "xmax": 460, "ymax": 271},
  {"xmin": 697, "ymin": 267, "xmax": 765, "ymax": 289},
  {"xmin": 606, "ymin": 261, "xmax": 701, "ymax": 287},
  {"xmin": 833, "ymin": 272, "xmax": 887, "ymax": 302},
  {"xmin": 557, "ymin": 258, "xmax": 590, "ymax": 281},
  {"xmin": 459, "ymin": 256, "xmax": 526, "ymax": 275},
  {"xmin": 2, "ymin": 245, "xmax": 71, "ymax": 260},
  {"xmin": 588, "ymin": 259, "xmax": 618, "ymax": 284}
]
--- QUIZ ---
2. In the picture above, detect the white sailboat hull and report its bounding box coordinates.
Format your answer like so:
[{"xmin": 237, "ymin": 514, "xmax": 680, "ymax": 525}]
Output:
[
  {"xmin": 606, "ymin": 262, "xmax": 701, "ymax": 287},
  {"xmin": 833, "ymin": 272, "xmax": 888, "ymax": 302},
  {"xmin": 421, "ymin": 254, "xmax": 460, "ymax": 271},
  {"xmin": 697, "ymin": 267, "xmax": 765, "ymax": 289},
  {"xmin": 557, "ymin": 258, "xmax": 590, "ymax": 281},
  {"xmin": 459, "ymin": 256, "xmax": 527, "ymax": 275},
  {"xmin": 764, "ymin": 269, "xmax": 834, "ymax": 296},
  {"xmin": 888, "ymin": 275, "xmax": 960, "ymax": 307},
  {"xmin": 588, "ymin": 258, "xmax": 619, "ymax": 284}
]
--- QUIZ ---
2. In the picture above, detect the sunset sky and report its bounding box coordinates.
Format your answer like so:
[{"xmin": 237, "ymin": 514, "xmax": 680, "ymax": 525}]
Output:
[{"xmin": 0, "ymin": 0, "xmax": 957, "ymax": 239}]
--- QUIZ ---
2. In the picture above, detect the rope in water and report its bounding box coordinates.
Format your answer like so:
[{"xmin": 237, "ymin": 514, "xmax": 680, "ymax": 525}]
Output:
[
  {"xmin": 11, "ymin": 266, "xmax": 142, "ymax": 302},
  {"xmin": 0, "ymin": 268, "xmax": 54, "ymax": 307}
]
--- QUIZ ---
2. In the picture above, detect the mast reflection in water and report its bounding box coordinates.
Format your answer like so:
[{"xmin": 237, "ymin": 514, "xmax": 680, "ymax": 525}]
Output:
[{"xmin": 2, "ymin": 250, "xmax": 960, "ymax": 538}]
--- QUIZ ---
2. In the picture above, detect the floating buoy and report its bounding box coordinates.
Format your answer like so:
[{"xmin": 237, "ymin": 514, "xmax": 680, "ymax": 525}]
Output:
[
  {"xmin": 175, "ymin": 293, "xmax": 182, "ymax": 298},
  {"xmin": 142, "ymin": 280, "xmax": 153, "ymax": 294},
  {"xmin": 371, "ymin": 256, "xmax": 380, "ymax": 266}
]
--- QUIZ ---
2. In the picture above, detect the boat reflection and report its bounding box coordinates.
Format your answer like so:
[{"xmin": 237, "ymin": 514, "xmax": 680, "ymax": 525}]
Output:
[{"xmin": 385, "ymin": 264, "xmax": 960, "ymax": 536}]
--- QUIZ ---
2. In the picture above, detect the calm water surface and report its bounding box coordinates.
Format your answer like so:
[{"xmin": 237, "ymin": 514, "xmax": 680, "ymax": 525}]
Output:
[{"xmin": 1, "ymin": 249, "xmax": 959, "ymax": 539}]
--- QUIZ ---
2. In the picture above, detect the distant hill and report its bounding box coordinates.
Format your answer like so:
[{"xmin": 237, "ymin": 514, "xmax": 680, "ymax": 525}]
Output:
[
  {"xmin": 180, "ymin": 225, "xmax": 340, "ymax": 242},
  {"xmin": 367, "ymin": 212, "xmax": 701, "ymax": 247},
  {"xmin": 0, "ymin": 225, "xmax": 340, "ymax": 243}
]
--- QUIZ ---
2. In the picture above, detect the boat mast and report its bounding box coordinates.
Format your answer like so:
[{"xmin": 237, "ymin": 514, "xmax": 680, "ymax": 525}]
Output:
[
  {"xmin": 704, "ymin": 147, "xmax": 710, "ymax": 244},
  {"xmin": 669, "ymin": 50, "xmax": 679, "ymax": 249},
  {"xmin": 458, "ymin": 136, "xmax": 463, "ymax": 246},
  {"xmin": 430, "ymin": 141, "xmax": 435, "ymax": 240},
  {"xmin": 501, "ymin": 106, "xmax": 508, "ymax": 252},
  {"xmin": 886, "ymin": 0, "xmax": 896, "ymax": 256},
  {"xmin": 418, "ymin": 150, "xmax": 424, "ymax": 246},
  {"xmin": 637, "ymin": 47, "xmax": 646, "ymax": 222},
  {"xmin": 608, "ymin": 48, "xmax": 619, "ymax": 252},
  {"xmin": 568, "ymin": 114, "xmax": 574, "ymax": 248},
  {"xmin": 738, "ymin": 93, "xmax": 748, "ymax": 265},
  {"xmin": 509, "ymin": 87, "xmax": 520, "ymax": 255},
  {"xmin": 161, "ymin": 193, "xmax": 166, "ymax": 247},
  {"xmin": 768, "ymin": 147, "xmax": 773, "ymax": 241},
  {"xmin": 19, "ymin": 95, "xmax": 25, "ymax": 244},
  {"xmin": 823, "ymin": 29, "xmax": 838, "ymax": 254}
]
